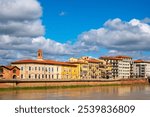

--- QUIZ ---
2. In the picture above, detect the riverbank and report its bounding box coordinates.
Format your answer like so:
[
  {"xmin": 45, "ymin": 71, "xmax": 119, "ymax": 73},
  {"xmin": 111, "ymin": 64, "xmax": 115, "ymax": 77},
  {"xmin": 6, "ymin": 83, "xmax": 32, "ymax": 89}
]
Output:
[{"xmin": 0, "ymin": 78, "xmax": 149, "ymax": 91}]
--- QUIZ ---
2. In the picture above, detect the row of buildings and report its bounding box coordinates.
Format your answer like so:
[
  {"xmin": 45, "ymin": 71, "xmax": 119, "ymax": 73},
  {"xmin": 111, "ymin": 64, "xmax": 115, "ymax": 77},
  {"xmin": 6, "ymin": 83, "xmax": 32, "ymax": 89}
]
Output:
[{"xmin": 0, "ymin": 49, "xmax": 150, "ymax": 80}]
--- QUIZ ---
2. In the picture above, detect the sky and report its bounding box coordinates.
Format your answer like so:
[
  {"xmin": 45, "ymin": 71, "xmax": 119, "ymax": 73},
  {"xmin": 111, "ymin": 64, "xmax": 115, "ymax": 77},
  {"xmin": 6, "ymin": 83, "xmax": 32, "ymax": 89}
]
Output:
[{"xmin": 0, "ymin": 0, "xmax": 150, "ymax": 65}]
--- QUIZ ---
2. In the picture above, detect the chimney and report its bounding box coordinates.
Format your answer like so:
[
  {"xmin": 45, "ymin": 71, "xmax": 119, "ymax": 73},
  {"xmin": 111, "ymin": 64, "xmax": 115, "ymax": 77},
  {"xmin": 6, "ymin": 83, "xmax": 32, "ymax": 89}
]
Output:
[{"xmin": 37, "ymin": 49, "xmax": 43, "ymax": 60}]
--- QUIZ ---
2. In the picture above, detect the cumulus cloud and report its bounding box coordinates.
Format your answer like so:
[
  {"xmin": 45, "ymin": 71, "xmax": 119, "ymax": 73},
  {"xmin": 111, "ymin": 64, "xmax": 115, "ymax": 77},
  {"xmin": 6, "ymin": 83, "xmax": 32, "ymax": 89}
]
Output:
[
  {"xmin": 0, "ymin": 0, "xmax": 150, "ymax": 65},
  {"xmin": 0, "ymin": 0, "xmax": 42, "ymax": 21},
  {"xmin": 59, "ymin": 11, "xmax": 66, "ymax": 16},
  {"xmin": 78, "ymin": 18, "xmax": 150, "ymax": 51},
  {"xmin": 142, "ymin": 17, "xmax": 150, "ymax": 24},
  {"xmin": 32, "ymin": 36, "xmax": 72, "ymax": 55},
  {"xmin": 0, "ymin": 0, "xmax": 72, "ymax": 65}
]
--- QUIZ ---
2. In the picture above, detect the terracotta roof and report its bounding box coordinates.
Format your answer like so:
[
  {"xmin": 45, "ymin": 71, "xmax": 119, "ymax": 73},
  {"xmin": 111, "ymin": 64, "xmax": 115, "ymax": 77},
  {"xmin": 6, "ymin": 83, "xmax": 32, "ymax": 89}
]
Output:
[
  {"xmin": 87, "ymin": 58, "xmax": 102, "ymax": 63},
  {"xmin": 115, "ymin": 55, "xmax": 132, "ymax": 59},
  {"xmin": 67, "ymin": 61, "xmax": 88, "ymax": 64},
  {"xmin": 11, "ymin": 59, "xmax": 77, "ymax": 67},
  {"xmin": 0, "ymin": 66, "xmax": 20, "ymax": 70},
  {"xmin": 100, "ymin": 56, "xmax": 122, "ymax": 60},
  {"xmin": 134, "ymin": 60, "xmax": 150, "ymax": 63}
]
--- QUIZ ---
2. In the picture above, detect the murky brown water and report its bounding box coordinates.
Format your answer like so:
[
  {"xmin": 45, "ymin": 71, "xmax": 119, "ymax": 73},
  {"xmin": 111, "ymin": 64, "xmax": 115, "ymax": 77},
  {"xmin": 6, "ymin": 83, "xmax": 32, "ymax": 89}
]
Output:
[{"xmin": 0, "ymin": 85, "xmax": 150, "ymax": 100}]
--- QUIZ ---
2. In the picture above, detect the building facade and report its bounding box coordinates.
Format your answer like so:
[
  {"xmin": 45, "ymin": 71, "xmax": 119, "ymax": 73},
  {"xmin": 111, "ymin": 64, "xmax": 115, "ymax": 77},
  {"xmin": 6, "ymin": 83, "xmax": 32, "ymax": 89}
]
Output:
[
  {"xmin": 61, "ymin": 65, "xmax": 79, "ymax": 80},
  {"xmin": 69, "ymin": 57, "xmax": 89, "ymax": 79},
  {"xmin": 82, "ymin": 57, "xmax": 105, "ymax": 79},
  {"xmin": 69, "ymin": 56, "xmax": 106, "ymax": 79},
  {"xmin": 0, "ymin": 66, "xmax": 20, "ymax": 79},
  {"xmin": 11, "ymin": 50, "xmax": 78, "ymax": 80},
  {"xmin": 133, "ymin": 60, "xmax": 150, "ymax": 78},
  {"xmin": 100, "ymin": 56, "xmax": 133, "ymax": 79},
  {"xmin": 116, "ymin": 56, "xmax": 133, "ymax": 78}
]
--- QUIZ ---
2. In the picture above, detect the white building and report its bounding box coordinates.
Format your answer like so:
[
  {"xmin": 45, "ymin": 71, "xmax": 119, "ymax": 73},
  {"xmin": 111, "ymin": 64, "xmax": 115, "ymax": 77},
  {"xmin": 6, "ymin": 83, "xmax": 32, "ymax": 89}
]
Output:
[
  {"xmin": 100, "ymin": 56, "xmax": 133, "ymax": 79},
  {"xmin": 134, "ymin": 60, "xmax": 150, "ymax": 78},
  {"xmin": 116, "ymin": 56, "xmax": 133, "ymax": 79}
]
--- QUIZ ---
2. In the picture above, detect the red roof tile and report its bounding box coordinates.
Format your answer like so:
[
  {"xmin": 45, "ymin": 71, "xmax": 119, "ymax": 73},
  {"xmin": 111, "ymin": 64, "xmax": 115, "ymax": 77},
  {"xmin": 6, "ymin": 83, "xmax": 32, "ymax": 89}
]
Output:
[
  {"xmin": 11, "ymin": 59, "xmax": 77, "ymax": 67},
  {"xmin": 87, "ymin": 58, "xmax": 102, "ymax": 63},
  {"xmin": 0, "ymin": 66, "xmax": 20, "ymax": 70},
  {"xmin": 115, "ymin": 55, "xmax": 132, "ymax": 59},
  {"xmin": 67, "ymin": 61, "xmax": 88, "ymax": 64},
  {"xmin": 134, "ymin": 60, "xmax": 150, "ymax": 63},
  {"xmin": 100, "ymin": 56, "xmax": 122, "ymax": 60}
]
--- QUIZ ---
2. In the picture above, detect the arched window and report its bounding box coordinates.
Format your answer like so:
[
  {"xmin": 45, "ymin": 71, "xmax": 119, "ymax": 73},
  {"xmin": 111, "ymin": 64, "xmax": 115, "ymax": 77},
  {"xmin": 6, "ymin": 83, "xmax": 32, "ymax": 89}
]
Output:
[{"xmin": 13, "ymin": 75, "xmax": 17, "ymax": 79}]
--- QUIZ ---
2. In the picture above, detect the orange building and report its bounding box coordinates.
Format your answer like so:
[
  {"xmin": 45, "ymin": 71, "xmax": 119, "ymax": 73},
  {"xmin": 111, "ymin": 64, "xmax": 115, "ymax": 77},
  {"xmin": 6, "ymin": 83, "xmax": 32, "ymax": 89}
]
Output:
[{"xmin": 0, "ymin": 66, "xmax": 20, "ymax": 79}]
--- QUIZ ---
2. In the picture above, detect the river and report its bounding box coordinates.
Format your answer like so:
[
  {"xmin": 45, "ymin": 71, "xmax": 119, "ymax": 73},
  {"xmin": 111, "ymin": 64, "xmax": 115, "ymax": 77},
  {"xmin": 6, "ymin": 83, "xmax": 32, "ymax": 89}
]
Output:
[{"xmin": 0, "ymin": 85, "xmax": 150, "ymax": 100}]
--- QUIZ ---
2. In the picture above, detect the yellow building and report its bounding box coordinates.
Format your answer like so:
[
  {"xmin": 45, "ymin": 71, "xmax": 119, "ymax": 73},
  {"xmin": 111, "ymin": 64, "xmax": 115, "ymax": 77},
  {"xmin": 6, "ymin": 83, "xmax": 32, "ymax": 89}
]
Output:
[
  {"xmin": 69, "ymin": 57, "xmax": 89, "ymax": 79},
  {"xmin": 61, "ymin": 65, "xmax": 79, "ymax": 80},
  {"xmin": 69, "ymin": 57, "xmax": 107, "ymax": 79}
]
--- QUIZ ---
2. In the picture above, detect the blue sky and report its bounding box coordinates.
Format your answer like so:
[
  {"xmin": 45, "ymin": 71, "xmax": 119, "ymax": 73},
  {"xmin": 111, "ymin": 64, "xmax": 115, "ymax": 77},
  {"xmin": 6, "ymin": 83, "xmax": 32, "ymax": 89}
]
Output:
[
  {"xmin": 39, "ymin": 0, "xmax": 150, "ymax": 42},
  {"xmin": 0, "ymin": 0, "xmax": 150, "ymax": 64}
]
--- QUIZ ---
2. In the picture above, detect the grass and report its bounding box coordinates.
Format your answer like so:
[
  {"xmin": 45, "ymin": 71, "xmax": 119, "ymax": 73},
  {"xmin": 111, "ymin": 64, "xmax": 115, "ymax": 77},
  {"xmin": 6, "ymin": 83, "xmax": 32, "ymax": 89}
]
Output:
[{"xmin": 0, "ymin": 83, "xmax": 148, "ymax": 92}]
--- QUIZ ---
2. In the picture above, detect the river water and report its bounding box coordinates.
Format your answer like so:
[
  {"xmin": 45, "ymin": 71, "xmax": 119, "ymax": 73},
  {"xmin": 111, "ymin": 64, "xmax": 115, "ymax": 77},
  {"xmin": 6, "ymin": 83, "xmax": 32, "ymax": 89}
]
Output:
[{"xmin": 0, "ymin": 85, "xmax": 150, "ymax": 100}]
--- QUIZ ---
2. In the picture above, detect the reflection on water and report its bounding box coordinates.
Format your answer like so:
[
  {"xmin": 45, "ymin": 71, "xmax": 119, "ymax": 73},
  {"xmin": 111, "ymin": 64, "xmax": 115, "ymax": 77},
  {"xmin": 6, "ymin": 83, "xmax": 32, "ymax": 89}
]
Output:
[{"xmin": 0, "ymin": 85, "xmax": 150, "ymax": 100}]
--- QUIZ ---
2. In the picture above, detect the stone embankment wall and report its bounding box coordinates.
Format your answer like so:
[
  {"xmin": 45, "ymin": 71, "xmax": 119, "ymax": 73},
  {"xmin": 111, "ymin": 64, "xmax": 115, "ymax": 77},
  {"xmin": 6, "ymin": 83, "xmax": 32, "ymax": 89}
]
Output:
[{"xmin": 0, "ymin": 79, "xmax": 149, "ymax": 89}]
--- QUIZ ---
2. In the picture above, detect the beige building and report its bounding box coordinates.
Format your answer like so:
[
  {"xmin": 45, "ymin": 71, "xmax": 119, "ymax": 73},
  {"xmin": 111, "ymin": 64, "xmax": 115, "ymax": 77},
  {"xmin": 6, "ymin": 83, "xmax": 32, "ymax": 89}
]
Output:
[
  {"xmin": 82, "ymin": 57, "xmax": 105, "ymax": 79},
  {"xmin": 11, "ymin": 49, "xmax": 78, "ymax": 80}
]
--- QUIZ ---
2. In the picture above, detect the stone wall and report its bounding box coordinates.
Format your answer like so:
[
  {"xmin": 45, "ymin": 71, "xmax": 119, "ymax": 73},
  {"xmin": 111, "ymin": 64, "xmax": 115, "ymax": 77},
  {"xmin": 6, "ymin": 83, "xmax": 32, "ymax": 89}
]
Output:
[{"xmin": 0, "ymin": 79, "xmax": 149, "ymax": 89}]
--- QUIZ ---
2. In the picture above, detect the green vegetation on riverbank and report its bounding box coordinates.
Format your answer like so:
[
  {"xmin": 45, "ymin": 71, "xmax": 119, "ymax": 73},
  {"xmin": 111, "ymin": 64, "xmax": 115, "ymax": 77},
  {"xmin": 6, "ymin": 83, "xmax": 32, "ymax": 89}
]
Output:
[{"xmin": 0, "ymin": 83, "xmax": 148, "ymax": 91}]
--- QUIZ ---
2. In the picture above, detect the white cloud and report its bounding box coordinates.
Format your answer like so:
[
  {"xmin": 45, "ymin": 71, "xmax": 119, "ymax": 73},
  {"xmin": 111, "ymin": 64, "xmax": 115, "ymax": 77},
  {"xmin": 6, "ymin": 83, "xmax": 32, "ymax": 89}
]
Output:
[
  {"xmin": 78, "ymin": 18, "xmax": 150, "ymax": 51},
  {"xmin": 32, "ymin": 36, "xmax": 72, "ymax": 55},
  {"xmin": 0, "ymin": 0, "xmax": 72, "ymax": 65},
  {"xmin": 0, "ymin": 0, "xmax": 42, "ymax": 21},
  {"xmin": 0, "ymin": 0, "xmax": 150, "ymax": 65},
  {"xmin": 59, "ymin": 11, "xmax": 66, "ymax": 16},
  {"xmin": 141, "ymin": 17, "xmax": 150, "ymax": 24}
]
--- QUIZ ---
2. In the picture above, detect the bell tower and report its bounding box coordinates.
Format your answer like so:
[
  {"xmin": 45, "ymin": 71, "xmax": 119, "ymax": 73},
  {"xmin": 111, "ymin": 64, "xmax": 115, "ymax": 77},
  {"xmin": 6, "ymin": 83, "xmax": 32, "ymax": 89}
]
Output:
[{"xmin": 37, "ymin": 49, "xmax": 43, "ymax": 60}]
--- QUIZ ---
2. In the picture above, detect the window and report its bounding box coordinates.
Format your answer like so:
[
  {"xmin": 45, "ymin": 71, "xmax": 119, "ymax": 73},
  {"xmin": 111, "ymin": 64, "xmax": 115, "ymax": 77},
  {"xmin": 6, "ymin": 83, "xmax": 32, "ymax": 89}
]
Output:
[
  {"xmin": 38, "ymin": 74, "xmax": 40, "ymax": 79},
  {"xmin": 35, "ymin": 74, "xmax": 37, "ymax": 79},
  {"xmin": 13, "ymin": 69, "xmax": 16, "ymax": 73},
  {"xmin": 21, "ymin": 67, "xmax": 23, "ymax": 71},
  {"xmin": 21, "ymin": 74, "xmax": 23, "ymax": 79},
  {"xmin": 52, "ymin": 75, "xmax": 54, "ymax": 79},
  {"xmin": 45, "ymin": 74, "xmax": 47, "ymax": 79},
  {"xmin": 29, "ymin": 74, "xmax": 31, "ymax": 79},
  {"xmin": 42, "ymin": 67, "xmax": 44, "ymax": 71},
  {"xmin": 29, "ymin": 67, "xmax": 31, "ymax": 71},
  {"xmin": 39, "ymin": 67, "xmax": 40, "ymax": 71},
  {"xmin": 42, "ymin": 74, "xmax": 44, "ymax": 79},
  {"xmin": 0, "ymin": 68, "xmax": 3, "ymax": 73},
  {"xmin": 35, "ymin": 67, "xmax": 37, "ymax": 71},
  {"xmin": 52, "ymin": 68, "xmax": 54, "ymax": 72},
  {"xmin": 57, "ymin": 67, "xmax": 59, "ymax": 72}
]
